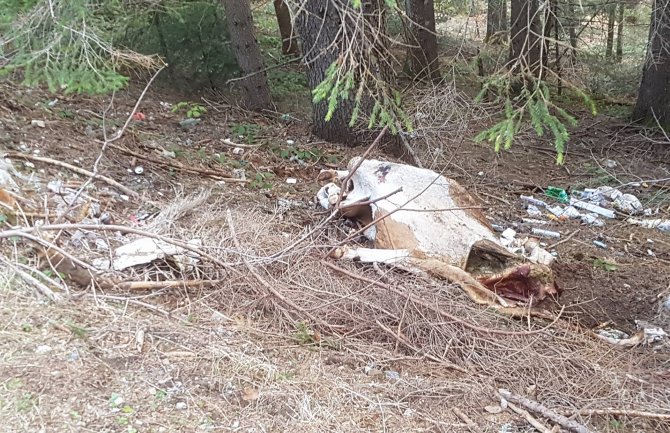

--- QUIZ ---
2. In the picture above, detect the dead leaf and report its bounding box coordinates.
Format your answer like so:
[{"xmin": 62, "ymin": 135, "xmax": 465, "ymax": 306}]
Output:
[{"xmin": 241, "ymin": 386, "xmax": 259, "ymax": 401}]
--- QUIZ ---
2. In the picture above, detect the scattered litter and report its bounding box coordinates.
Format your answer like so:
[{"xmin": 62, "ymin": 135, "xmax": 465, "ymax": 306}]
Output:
[
  {"xmin": 526, "ymin": 204, "xmax": 542, "ymax": 217},
  {"xmin": 232, "ymin": 147, "xmax": 244, "ymax": 155},
  {"xmin": 175, "ymin": 402, "xmax": 187, "ymax": 410},
  {"xmin": 132, "ymin": 112, "xmax": 146, "ymax": 121},
  {"xmin": 31, "ymin": 119, "xmax": 45, "ymax": 128},
  {"xmin": 604, "ymin": 159, "xmax": 618, "ymax": 168},
  {"xmin": 47, "ymin": 99, "xmax": 58, "ymax": 107},
  {"xmin": 161, "ymin": 149, "xmax": 176, "ymax": 158},
  {"xmin": 286, "ymin": 139, "xmax": 295, "ymax": 145},
  {"xmin": 581, "ymin": 213, "xmax": 604, "ymax": 227},
  {"xmin": 642, "ymin": 326, "xmax": 667, "ymax": 344},
  {"xmin": 477, "ymin": 171, "xmax": 484, "ymax": 176},
  {"xmin": 613, "ymin": 194, "xmax": 643, "ymax": 215},
  {"xmin": 134, "ymin": 166, "xmax": 144, "ymax": 175},
  {"xmin": 647, "ymin": 249, "xmax": 655, "ymax": 257},
  {"xmin": 627, "ymin": 218, "xmax": 670, "ymax": 232},
  {"xmin": 103, "ymin": 237, "xmax": 201, "ymax": 271},
  {"xmin": 232, "ymin": 169, "xmax": 246, "ymax": 181},
  {"xmin": 35, "ymin": 344, "xmax": 52, "ymax": 354},
  {"xmin": 520, "ymin": 195, "xmax": 547, "ymax": 207},
  {"xmin": 522, "ymin": 218, "xmax": 548, "ymax": 225},
  {"xmin": 384, "ymin": 371, "xmax": 401, "ymax": 381},
  {"xmin": 545, "ymin": 186, "xmax": 569, "ymax": 203},
  {"xmin": 593, "ymin": 240, "xmax": 608, "ymax": 249},
  {"xmin": 597, "ymin": 328, "xmax": 628, "ymax": 340},
  {"xmin": 571, "ymin": 199, "xmax": 616, "ymax": 219},
  {"xmin": 285, "ymin": 177, "xmax": 297, "ymax": 184},
  {"xmin": 531, "ymin": 228, "xmax": 560, "ymax": 239},
  {"xmin": 501, "ymin": 228, "xmax": 516, "ymax": 240}
]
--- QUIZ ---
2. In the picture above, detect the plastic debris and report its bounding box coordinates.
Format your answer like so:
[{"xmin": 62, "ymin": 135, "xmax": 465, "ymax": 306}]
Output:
[
  {"xmin": 581, "ymin": 213, "xmax": 604, "ymax": 227},
  {"xmin": 545, "ymin": 186, "xmax": 569, "ymax": 203},
  {"xmin": 134, "ymin": 166, "xmax": 144, "ymax": 175},
  {"xmin": 526, "ymin": 204, "xmax": 542, "ymax": 217},
  {"xmin": 31, "ymin": 119, "xmax": 45, "ymax": 128},
  {"xmin": 232, "ymin": 147, "xmax": 244, "ymax": 155},
  {"xmin": 531, "ymin": 228, "xmax": 560, "ymax": 239},
  {"xmin": 286, "ymin": 139, "xmax": 295, "ymax": 145},
  {"xmin": 604, "ymin": 159, "xmax": 618, "ymax": 168},
  {"xmin": 385, "ymin": 371, "xmax": 401, "ymax": 381},
  {"xmin": 593, "ymin": 240, "xmax": 607, "ymax": 249},
  {"xmin": 520, "ymin": 195, "xmax": 547, "ymax": 207},
  {"xmin": 522, "ymin": 218, "xmax": 548, "ymax": 225},
  {"xmin": 101, "ymin": 237, "xmax": 202, "ymax": 271},
  {"xmin": 613, "ymin": 193, "xmax": 643, "ymax": 215},
  {"xmin": 571, "ymin": 199, "xmax": 616, "ymax": 219},
  {"xmin": 501, "ymin": 228, "xmax": 517, "ymax": 240},
  {"xmin": 627, "ymin": 218, "xmax": 670, "ymax": 232},
  {"xmin": 132, "ymin": 112, "xmax": 146, "ymax": 121}
]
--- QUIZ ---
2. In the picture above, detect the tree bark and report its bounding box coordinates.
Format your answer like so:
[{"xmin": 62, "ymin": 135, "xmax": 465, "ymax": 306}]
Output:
[
  {"xmin": 633, "ymin": 0, "xmax": 670, "ymax": 125},
  {"xmin": 485, "ymin": 0, "xmax": 508, "ymax": 43},
  {"xmin": 615, "ymin": 2, "xmax": 624, "ymax": 63},
  {"xmin": 605, "ymin": 4, "xmax": 615, "ymax": 59},
  {"xmin": 509, "ymin": 0, "xmax": 543, "ymax": 79},
  {"xmin": 405, "ymin": 0, "xmax": 441, "ymax": 82},
  {"xmin": 221, "ymin": 0, "xmax": 273, "ymax": 111},
  {"xmin": 273, "ymin": 0, "xmax": 299, "ymax": 56},
  {"xmin": 566, "ymin": 0, "xmax": 578, "ymax": 63},
  {"xmin": 293, "ymin": 0, "xmax": 362, "ymax": 144}
]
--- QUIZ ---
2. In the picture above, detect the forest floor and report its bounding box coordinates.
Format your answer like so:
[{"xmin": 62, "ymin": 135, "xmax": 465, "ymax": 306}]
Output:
[{"xmin": 1, "ymin": 80, "xmax": 669, "ymax": 433}]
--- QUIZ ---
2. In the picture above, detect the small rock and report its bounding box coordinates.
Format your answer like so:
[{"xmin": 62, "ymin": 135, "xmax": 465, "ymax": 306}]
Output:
[
  {"xmin": 179, "ymin": 118, "xmax": 201, "ymax": 131},
  {"xmin": 35, "ymin": 344, "xmax": 52, "ymax": 354},
  {"xmin": 31, "ymin": 119, "xmax": 46, "ymax": 128},
  {"xmin": 484, "ymin": 405, "xmax": 503, "ymax": 414}
]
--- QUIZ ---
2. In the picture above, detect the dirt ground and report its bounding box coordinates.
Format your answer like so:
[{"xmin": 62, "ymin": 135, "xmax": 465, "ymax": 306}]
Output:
[{"xmin": 1, "ymin": 81, "xmax": 670, "ymax": 433}]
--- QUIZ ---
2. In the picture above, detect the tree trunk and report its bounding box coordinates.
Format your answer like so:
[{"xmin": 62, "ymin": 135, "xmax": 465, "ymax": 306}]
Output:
[
  {"xmin": 221, "ymin": 0, "xmax": 273, "ymax": 111},
  {"xmin": 405, "ymin": 0, "xmax": 441, "ymax": 82},
  {"xmin": 615, "ymin": 2, "xmax": 624, "ymax": 63},
  {"xmin": 605, "ymin": 4, "xmax": 615, "ymax": 60},
  {"xmin": 633, "ymin": 0, "xmax": 670, "ymax": 125},
  {"xmin": 294, "ymin": 0, "xmax": 362, "ymax": 144},
  {"xmin": 509, "ymin": 0, "xmax": 542, "ymax": 79},
  {"xmin": 273, "ymin": 0, "xmax": 299, "ymax": 56},
  {"xmin": 566, "ymin": 0, "xmax": 578, "ymax": 63},
  {"xmin": 542, "ymin": 0, "xmax": 555, "ymax": 70},
  {"xmin": 485, "ymin": 0, "xmax": 508, "ymax": 43}
]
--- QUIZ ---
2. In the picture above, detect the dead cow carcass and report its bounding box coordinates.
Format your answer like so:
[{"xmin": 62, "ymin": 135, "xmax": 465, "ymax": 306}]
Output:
[{"xmin": 317, "ymin": 157, "xmax": 559, "ymax": 306}]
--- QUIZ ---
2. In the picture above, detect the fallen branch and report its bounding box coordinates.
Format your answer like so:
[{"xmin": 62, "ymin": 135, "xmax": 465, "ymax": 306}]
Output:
[
  {"xmin": 0, "ymin": 256, "xmax": 63, "ymax": 302},
  {"xmin": 498, "ymin": 389, "xmax": 597, "ymax": 433},
  {"xmin": 564, "ymin": 408, "xmax": 670, "ymax": 421},
  {"xmin": 452, "ymin": 407, "xmax": 477, "ymax": 428},
  {"xmin": 226, "ymin": 210, "xmax": 330, "ymax": 329},
  {"xmin": 115, "ymin": 279, "xmax": 220, "ymax": 291},
  {"xmin": 3, "ymin": 151, "xmax": 139, "ymax": 198},
  {"xmin": 547, "ymin": 229, "xmax": 580, "ymax": 250},
  {"xmin": 324, "ymin": 261, "xmax": 562, "ymax": 337},
  {"xmin": 504, "ymin": 400, "xmax": 553, "ymax": 433},
  {"xmin": 375, "ymin": 320, "xmax": 468, "ymax": 373}
]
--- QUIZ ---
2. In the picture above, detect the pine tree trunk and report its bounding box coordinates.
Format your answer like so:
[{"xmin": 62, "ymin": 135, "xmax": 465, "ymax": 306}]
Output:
[
  {"xmin": 605, "ymin": 4, "xmax": 615, "ymax": 60},
  {"xmin": 405, "ymin": 0, "xmax": 441, "ymax": 82},
  {"xmin": 273, "ymin": 0, "xmax": 299, "ymax": 56},
  {"xmin": 509, "ymin": 0, "xmax": 542, "ymax": 79},
  {"xmin": 566, "ymin": 0, "xmax": 578, "ymax": 63},
  {"xmin": 293, "ymin": 0, "xmax": 362, "ymax": 144},
  {"xmin": 222, "ymin": 0, "xmax": 273, "ymax": 111},
  {"xmin": 633, "ymin": 0, "xmax": 670, "ymax": 126},
  {"xmin": 615, "ymin": 2, "xmax": 624, "ymax": 63},
  {"xmin": 485, "ymin": 0, "xmax": 508, "ymax": 43}
]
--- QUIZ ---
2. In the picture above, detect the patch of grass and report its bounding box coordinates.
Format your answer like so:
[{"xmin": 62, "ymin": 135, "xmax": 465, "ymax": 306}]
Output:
[
  {"xmin": 593, "ymin": 258, "xmax": 617, "ymax": 272},
  {"xmin": 231, "ymin": 123, "xmax": 260, "ymax": 144},
  {"xmin": 249, "ymin": 171, "xmax": 275, "ymax": 190}
]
